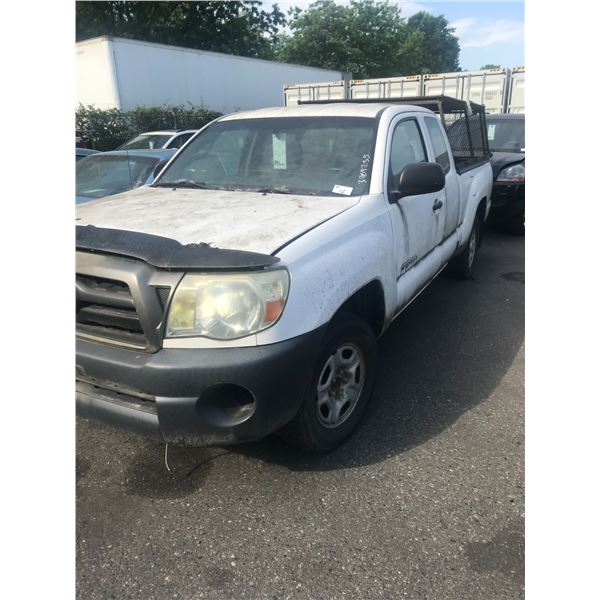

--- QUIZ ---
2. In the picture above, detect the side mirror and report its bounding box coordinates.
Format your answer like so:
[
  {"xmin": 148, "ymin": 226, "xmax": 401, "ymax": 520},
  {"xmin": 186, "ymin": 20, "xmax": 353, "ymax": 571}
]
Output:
[{"xmin": 391, "ymin": 162, "xmax": 445, "ymax": 201}]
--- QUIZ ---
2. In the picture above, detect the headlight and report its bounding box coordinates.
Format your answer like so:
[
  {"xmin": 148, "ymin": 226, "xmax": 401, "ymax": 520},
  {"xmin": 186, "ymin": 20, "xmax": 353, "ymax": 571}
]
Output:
[
  {"xmin": 496, "ymin": 162, "xmax": 525, "ymax": 183},
  {"xmin": 166, "ymin": 269, "xmax": 290, "ymax": 340}
]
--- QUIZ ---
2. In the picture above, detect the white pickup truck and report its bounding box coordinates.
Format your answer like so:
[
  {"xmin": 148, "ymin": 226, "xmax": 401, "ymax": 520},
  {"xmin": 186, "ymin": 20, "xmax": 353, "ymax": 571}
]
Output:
[{"xmin": 76, "ymin": 96, "xmax": 492, "ymax": 453}]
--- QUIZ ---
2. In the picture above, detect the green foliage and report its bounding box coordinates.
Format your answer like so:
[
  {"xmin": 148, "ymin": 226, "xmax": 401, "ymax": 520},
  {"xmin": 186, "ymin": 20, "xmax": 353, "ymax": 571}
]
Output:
[
  {"xmin": 405, "ymin": 12, "xmax": 460, "ymax": 74},
  {"xmin": 76, "ymin": 0, "xmax": 462, "ymax": 84},
  {"xmin": 276, "ymin": 1, "xmax": 460, "ymax": 78},
  {"xmin": 276, "ymin": 0, "xmax": 404, "ymax": 78},
  {"xmin": 75, "ymin": 105, "xmax": 222, "ymax": 151},
  {"xmin": 76, "ymin": 1, "xmax": 286, "ymax": 60}
]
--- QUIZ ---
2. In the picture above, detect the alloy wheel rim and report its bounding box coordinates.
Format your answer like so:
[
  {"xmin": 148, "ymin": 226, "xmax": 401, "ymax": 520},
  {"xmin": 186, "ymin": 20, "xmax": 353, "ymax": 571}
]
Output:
[{"xmin": 316, "ymin": 343, "xmax": 365, "ymax": 429}]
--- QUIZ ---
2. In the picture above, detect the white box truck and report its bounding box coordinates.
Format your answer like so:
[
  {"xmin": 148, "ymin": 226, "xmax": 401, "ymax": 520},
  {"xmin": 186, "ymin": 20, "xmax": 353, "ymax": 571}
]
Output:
[{"xmin": 76, "ymin": 36, "xmax": 344, "ymax": 113}]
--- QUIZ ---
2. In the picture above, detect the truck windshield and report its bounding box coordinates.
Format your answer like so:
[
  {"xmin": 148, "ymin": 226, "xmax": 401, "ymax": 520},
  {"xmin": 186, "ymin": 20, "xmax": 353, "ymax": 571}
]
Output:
[{"xmin": 155, "ymin": 117, "xmax": 377, "ymax": 197}]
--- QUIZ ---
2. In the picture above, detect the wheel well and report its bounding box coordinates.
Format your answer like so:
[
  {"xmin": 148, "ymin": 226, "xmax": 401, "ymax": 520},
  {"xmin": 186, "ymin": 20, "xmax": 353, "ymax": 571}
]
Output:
[
  {"xmin": 477, "ymin": 197, "xmax": 487, "ymax": 221},
  {"xmin": 476, "ymin": 197, "xmax": 487, "ymax": 246},
  {"xmin": 334, "ymin": 280, "xmax": 386, "ymax": 337}
]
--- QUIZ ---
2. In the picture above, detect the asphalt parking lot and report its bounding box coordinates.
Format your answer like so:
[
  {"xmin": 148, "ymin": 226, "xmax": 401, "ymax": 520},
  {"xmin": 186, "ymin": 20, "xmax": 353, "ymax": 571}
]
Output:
[{"xmin": 76, "ymin": 229, "xmax": 524, "ymax": 600}]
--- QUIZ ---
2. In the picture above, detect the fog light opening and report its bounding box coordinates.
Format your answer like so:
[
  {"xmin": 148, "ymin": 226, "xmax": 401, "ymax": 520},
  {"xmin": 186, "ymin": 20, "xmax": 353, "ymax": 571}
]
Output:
[{"xmin": 197, "ymin": 384, "xmax": 256, "ymax": 427}]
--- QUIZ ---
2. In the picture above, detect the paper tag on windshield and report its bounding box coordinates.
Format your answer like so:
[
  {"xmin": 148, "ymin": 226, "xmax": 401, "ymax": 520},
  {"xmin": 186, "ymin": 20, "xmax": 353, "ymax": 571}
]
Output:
[{"xmin": 332, "ymin": 185, "xmax": 353, "ymax": 196}]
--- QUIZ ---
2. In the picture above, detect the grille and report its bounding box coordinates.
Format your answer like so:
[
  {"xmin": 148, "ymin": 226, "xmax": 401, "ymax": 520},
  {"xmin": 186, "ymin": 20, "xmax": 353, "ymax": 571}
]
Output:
[{"xmin": 76, "ymin": 275, "xmax": 148, "ymax": 350}]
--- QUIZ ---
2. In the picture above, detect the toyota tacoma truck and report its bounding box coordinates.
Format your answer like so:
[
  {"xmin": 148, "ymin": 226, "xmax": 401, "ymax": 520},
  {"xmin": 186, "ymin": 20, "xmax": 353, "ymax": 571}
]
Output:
[{"xmin": 76, "ymin": 95, "xmax": 492, "ymax": 453}]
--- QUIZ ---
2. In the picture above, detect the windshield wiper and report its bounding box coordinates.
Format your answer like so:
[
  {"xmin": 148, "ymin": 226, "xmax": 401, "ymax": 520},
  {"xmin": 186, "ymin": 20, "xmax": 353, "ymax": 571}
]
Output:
[
  {"xmin": 254, "ymin": 187, "xmax": 294, "ymax": 195},
  {"xmin": 153, "ymin": 180, "xmax": 222, "ymax": 190}
]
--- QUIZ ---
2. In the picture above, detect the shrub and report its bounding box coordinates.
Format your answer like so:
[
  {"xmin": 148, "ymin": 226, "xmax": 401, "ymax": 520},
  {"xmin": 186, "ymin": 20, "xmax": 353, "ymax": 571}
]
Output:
[{"xmin": 75, "ymin": 105, "xmax": 223, "ymax": 151}]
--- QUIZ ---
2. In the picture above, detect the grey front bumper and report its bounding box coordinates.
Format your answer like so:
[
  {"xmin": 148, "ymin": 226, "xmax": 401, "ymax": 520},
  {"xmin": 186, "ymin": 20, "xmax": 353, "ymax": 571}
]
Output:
[{"xmin": 76, "ymin": 326, "xmax": 326, "ymax": 446}]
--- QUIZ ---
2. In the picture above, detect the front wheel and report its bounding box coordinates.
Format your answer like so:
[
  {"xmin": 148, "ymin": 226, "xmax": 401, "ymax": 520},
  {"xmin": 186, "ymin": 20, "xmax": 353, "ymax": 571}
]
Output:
[
  {"xmin": 280, "ymin": 313, "xmax": 378, "ymax": 453},
  {"xmin": 448, "ymin": 215, "xmax": 481, "ymax": 279}
]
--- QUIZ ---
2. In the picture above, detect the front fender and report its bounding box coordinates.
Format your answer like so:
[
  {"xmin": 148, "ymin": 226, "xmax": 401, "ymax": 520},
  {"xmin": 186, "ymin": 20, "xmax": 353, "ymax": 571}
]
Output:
[{"xmin": 255, "ymin": 195, "xmax": 396, "ymax": 345}]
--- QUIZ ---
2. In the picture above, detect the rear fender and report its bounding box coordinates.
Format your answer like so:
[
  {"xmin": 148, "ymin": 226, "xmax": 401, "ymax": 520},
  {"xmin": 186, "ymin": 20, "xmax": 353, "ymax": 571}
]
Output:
[{"xmin": 458, "ymin": 162, "xmax": 493, "ymax": 246}]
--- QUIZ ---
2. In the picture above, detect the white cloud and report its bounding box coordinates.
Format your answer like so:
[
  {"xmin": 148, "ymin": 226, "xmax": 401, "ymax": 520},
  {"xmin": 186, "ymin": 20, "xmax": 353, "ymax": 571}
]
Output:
[
  {"xmin": 448, "ymin": 17, "xmax": 478, "ymax": 38},
  {"xmin": 450, "ymin": 17, "xmax": 524, "ymax": 49}
]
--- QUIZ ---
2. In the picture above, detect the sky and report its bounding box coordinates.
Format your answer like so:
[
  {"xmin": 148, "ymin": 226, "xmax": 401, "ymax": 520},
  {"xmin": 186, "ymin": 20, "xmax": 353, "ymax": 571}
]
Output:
[{"xmin": 266, "ymin": 0, "xmax": 525, "ymax": 71}]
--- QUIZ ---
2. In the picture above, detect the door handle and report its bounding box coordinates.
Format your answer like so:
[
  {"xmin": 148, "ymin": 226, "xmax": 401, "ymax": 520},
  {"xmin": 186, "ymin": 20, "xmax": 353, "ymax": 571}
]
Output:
[{"xmin": 432, "ymin": 199, "xmax": 444, "ymax": 212}]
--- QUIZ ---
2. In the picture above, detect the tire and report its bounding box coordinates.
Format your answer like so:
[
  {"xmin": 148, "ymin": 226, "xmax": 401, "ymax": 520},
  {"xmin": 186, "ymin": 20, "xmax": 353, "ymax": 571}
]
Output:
[
  {"xmin": 448, "ymin": 214, "xmax": 482, "ymax": 279},
  {"xmin": 280, "ymin": 312, "xmax": 378, "ymax": 453}
]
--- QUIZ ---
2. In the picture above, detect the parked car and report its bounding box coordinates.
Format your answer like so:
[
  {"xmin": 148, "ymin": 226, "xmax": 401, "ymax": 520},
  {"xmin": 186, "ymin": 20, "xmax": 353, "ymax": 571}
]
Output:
[
  {"xmin": 118, "ymin": 130, "xmax": 198, "ymax": 151},
  {"xmin": 487, "ymin": 114, "xmax": 525, "ymax": 235},
  {"xmin": 76, "ymin": 149, "xmax": 175, "ymax": 204},
  {"xmin": 76, "ymin": 97, "xmax": 492, "ymax": 452},
  {"xmin": 76, "ymin": 148, "xmax": 100, "ymax": 162}
]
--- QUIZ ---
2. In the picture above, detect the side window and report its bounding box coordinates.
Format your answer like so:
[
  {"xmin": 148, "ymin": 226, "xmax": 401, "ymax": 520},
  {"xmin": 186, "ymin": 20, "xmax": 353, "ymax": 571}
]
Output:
[
  {"xmin": 168, "ymin": 132, "xmax": 193, "ymax": 149},
  {"xmin": 424, "ymin": 116, "xmax": 451, "ymax": 173},
  {"xmin": 388, "ymin": 119, "xmax": 427, "ymax": 192}
]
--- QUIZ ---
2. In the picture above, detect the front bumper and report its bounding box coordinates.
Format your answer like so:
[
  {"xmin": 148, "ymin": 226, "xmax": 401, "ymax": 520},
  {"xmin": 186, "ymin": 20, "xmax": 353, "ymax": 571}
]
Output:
[
  {"xmin": 490, "ymin": 181, "xmax": 525, "ymax": 223},
  {"xmin": 76, "ymin": 326, "xmax": 326, "ymax": 446}
]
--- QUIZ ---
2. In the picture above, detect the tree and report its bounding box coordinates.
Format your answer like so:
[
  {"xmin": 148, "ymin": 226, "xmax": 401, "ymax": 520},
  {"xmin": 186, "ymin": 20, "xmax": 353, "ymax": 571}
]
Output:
[
  {"xmin": 76, "ymin": 1, "xmax": 286, "ymax": 60},
  {"xmin": 276, "ymin": 1, "xmax": 460, "ymax": 79},
  {"xmin": 277, "ymin": 0, "xmax": 404, "ymax": 78},
  {"xmin": 405, "ymin": 12, "xmax": 460, "ymax": 73}
]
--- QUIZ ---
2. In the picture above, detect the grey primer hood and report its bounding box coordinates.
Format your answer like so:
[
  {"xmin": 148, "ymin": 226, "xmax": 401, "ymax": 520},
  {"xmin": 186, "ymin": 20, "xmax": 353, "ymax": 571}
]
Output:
[{"xmin": 76, "ymin": 186, "xmax": 359, "ymax": 268}]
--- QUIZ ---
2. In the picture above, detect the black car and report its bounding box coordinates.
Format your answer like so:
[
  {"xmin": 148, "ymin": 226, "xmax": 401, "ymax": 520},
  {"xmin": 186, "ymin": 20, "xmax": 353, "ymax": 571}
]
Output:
[{"xmin": 487, "ymin": 113, "xmax": 525, "ymax": 235}]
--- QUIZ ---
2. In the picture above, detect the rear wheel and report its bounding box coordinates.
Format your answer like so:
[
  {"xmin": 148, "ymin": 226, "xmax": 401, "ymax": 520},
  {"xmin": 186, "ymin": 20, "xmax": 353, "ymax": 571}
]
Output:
[
  {"xmin": 280, "ymin": 313, "xmax": 377, "ymax": 453},
  {"xmin": 448, "ymin": 215, "xmax": 481, "ymax": 279}
]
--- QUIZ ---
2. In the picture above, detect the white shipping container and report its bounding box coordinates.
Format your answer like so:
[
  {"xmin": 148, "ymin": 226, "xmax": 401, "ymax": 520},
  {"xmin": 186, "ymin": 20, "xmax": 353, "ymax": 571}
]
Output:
[
  {"xmin": 459, "ymin": 68, "xmax": 510, "ymax": 114},
  {"xmin": 77, "ymin": 36, "xmax": 343, "ymax": 112},
  {"xmin": 350, "ymin": 75, "xmax": 422, "ymax": 100},
  {"xmin": 283, "ymin": 81, "xmax": 347, "ymax": 106},
  {"xmin": 283, "ymin": 67, "xmax": 524, "ymax": 113},
  {"xmin": 507, "ymin": 67, "xmax": 525, "ymax": 113},
  {"xmin": 422, "ymin": 69, "xmax": 509, "ymax": 113},
  {"xmin": 422, "ymin": 71, "xmax": 463, "ymax": 99}
]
